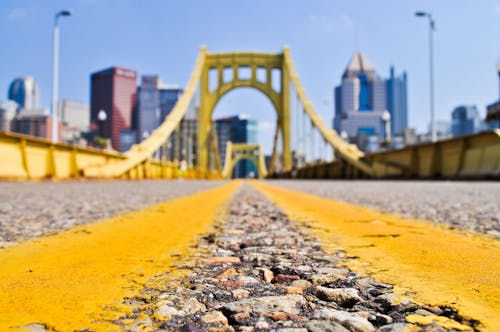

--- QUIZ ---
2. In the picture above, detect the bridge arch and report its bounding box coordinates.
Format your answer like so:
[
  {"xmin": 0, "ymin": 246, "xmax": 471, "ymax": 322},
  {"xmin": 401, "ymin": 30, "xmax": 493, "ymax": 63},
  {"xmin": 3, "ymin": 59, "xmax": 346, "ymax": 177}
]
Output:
[
  {"xmin": 198, "ymin": 52, "xmax": 291, "ymax": 175},
  {"xmin": 222, "ymin": 142, "xmax": 267, "ymax": 179},
  {"xmin": 229, "ymin": 157, "xmax": 258, "ymax": 179},
  {"xmin": 211, "ymin": 82, "xmax": 280, "ymax": 116}
]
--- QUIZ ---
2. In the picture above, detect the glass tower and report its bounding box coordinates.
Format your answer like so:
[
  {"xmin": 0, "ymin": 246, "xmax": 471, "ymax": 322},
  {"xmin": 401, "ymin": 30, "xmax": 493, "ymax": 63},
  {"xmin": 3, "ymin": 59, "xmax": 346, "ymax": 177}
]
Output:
[
  {"xmin": 451, "ymin": 105, "xmax": 483, "ymax": 137},
  {"xmin": 8, "ymin": 77, "xmax": 40, "ymax": 111},
  {"xmin": 333, "ymin": 52, "xmax": 387, "ymax": 150},
  {"xmin": 386, "ymin": 66, "xmax": 408, "ymax": 135}
]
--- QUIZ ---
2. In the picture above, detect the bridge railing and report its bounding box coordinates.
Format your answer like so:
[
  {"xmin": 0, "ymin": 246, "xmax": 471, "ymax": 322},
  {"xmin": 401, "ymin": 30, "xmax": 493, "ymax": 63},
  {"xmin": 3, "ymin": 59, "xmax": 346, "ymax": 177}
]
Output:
[
  {"xmin": 0, "ymin": 131, "xmax": 124, "ymax": 180},
  {"xmin": 0, "ymin": 131, "xmax": 223, "ymax": 180},
  {"xmin": 271, "ymin": 129, "xmax": 500, "ymax": 179}
]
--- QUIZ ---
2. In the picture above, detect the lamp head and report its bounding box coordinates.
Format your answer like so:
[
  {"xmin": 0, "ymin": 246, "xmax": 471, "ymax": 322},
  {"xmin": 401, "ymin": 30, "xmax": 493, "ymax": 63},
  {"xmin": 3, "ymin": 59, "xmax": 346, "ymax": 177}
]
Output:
[
  {"xmin": 382, "ymin": 111, "xmax": 391, "ymax": 121},
  {"xmin": 56, "ymin": 10, "xmax": 73, "ymax": 18},
  {"xmin": 415, "ymin": 11, "xmax": 428, "ymax": 17},
  {"xmin": 97, "ymin": 110, "xmax": 107, "ymax": 121}
]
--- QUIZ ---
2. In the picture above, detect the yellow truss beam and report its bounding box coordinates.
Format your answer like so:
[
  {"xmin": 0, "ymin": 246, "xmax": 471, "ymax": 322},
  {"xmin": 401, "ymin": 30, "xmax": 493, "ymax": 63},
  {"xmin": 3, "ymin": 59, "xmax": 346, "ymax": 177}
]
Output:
[{"xmin": 0, "ymin": 47, "xmax": 378, "ymax": 180}]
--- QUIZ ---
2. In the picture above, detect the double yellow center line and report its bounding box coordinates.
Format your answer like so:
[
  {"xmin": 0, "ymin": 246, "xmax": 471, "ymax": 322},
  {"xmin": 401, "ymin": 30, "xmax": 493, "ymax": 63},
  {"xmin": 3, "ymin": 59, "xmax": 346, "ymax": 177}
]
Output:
[
  {"xmin": 0, "ymin": 181, "xmax": 240, "ymax": 331},
  {"xmin": 253, "ymin": 182, "xmax": 499, "ymax": 331},
  {"xmin": 0, "ymin": 181, "xmax": 498, "ymax": 331}
]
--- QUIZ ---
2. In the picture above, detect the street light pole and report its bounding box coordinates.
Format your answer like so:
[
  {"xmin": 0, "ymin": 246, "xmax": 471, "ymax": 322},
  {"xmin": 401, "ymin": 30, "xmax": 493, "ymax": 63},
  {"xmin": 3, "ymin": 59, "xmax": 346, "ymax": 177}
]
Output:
[
  {"xmin": 51, "ymin": 10, "xmax": 72, "ymax": 143},
  {"xmin": 415, "ymin": 11, "xmax": 436, "ymax": 142}
]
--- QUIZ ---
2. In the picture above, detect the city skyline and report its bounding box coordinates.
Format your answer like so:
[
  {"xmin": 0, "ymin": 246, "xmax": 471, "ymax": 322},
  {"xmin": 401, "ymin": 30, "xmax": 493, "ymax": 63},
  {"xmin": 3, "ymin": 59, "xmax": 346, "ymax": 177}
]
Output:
[{"xmin": 1, "ymin": 0, "xmax": 499, "ymax": 154}]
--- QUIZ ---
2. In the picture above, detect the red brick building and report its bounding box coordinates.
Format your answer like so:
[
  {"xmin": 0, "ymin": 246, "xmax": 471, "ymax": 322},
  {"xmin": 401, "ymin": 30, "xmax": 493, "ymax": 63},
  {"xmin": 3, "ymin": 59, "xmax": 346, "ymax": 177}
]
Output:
[
  {"xmin": 12, "ymin": 112, "xmax": 61, "ymax": 141},
  {"xmin": 90, "ymin": 67, "xmax": 137, "ymax": 151}
]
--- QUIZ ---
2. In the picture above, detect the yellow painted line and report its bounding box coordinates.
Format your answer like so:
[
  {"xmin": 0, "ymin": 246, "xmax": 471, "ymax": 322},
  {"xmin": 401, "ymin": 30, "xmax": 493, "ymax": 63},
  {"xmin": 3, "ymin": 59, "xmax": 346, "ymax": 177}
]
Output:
[
  {"xmin": 0, "ymin": 181, "xmax": 241, "ymax": 331},
  {"xmin": 252, "ymin": 182, "xmax": 500, "ymax": 331}
]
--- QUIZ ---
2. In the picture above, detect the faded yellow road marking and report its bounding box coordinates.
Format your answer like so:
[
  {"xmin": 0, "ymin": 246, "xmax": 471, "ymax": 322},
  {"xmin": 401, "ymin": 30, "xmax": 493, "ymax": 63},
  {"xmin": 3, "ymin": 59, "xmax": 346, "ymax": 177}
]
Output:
[
  {"xmin": 0, "ymin": 181, "xmax": 241, "ymax": 331},
  {"xmin": 253, "ymin": 182, "xmax": 500, "ymax": 331}
]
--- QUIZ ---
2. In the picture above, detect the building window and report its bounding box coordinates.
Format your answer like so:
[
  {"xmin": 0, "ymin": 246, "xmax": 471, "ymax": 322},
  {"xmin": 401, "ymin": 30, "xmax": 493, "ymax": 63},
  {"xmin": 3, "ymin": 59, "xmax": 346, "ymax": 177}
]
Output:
[
  {"xmin": 358, "ymin": 74, "xmax": 370, "ymax": 111},
  {"xmin": 358, "ymin": 127, "xmax": 375, "ymax": 135}
]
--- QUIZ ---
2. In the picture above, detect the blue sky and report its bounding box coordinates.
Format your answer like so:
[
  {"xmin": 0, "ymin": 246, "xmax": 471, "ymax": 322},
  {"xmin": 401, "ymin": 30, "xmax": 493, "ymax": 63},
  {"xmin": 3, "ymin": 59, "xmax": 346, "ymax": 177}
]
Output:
[{"xmin": 1, "ymin": 0, "xmax": 499, "ymax": 152}]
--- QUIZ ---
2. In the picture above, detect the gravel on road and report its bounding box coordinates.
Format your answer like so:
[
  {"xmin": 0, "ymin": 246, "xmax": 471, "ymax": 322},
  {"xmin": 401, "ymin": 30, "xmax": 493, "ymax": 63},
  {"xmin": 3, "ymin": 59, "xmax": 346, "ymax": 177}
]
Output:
[
  {"xmin": 266, "ymin": 180, "xmax": 500, "ymax": 235},
  {"xmin": 0, "ymin": 180, "xmax": 227, "ymax": 244},
  {"xmin": 106, "ymin": 185, "xmax": 476, "ymax": 332}
]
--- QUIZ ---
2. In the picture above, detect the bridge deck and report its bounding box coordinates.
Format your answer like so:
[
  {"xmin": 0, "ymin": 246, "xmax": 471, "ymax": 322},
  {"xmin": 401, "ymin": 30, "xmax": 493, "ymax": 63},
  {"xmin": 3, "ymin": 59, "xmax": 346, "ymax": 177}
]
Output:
[{"xmin": 0, "ymin": 181, "xmax": 498, "ymax": 331}]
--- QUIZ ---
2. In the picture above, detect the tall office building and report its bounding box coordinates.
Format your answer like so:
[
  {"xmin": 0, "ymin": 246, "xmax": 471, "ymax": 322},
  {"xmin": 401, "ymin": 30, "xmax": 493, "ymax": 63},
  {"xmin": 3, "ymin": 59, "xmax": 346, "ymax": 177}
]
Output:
[
  {"xmin": 215, "ymin": 115, "xmax": 258, "ymax": 178},
  {"xmin": 386, "ymin": 66, "xmax": 408, "ymax": 135},
  {"xmin": 8, "ymin": 77, "xmax": 40, "ymax": 111},
  {"xmin": 90, "ymin": 67, "xmax": 137, "ymax": 151},
  {"xmin": 134, "ymin": 80, "xmax": 185, "ymax": 155},
  {"xmin": 159, "ymin": 85, "xmax": 185, "ymax": 160},
  {"xmin": 333, "ymin": 52, "xmax": 389, "ymax": 149},
  {"xmin": 451, "ymin": 105, "xmax": 483, "ymax": 137},
  {"xmin": 136, "ymin": 79, "xmax": 184, "ymax": 142},
  {"xmin": 136, "ymin": 75, "xmax": 162, "ymax": 142},
  {"xmin": 165, "ymin": 118, "xmax": 198, "ymax": 164},
  {"xmin": 159, "ymin": 85, "xmax": 183, "ymax": 121}
]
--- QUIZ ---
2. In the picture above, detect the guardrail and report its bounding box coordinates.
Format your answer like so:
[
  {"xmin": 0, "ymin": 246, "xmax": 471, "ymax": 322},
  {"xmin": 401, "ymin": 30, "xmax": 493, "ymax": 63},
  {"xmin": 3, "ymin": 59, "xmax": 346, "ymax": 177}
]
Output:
[
  {"xmin": 271, "ymin": 130, "xmax": 500, "ymax": 179},
  {"xmin": 0, "ymin": 132, "xmax": 222, "ymax": 180},
  {"xmin": 0, "ymin": 132, "xmax": 124, "ymax": 180},
  {"xmin": 2, "ymin": 130, "xmax": 498, "ymax": 180}
]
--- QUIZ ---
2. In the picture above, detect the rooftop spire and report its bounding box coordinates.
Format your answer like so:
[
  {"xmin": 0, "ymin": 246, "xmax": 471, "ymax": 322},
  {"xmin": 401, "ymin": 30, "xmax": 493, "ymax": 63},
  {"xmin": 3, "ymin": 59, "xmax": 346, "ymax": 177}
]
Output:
[
  {"xmin": 342, "ymin": 52, "xmax": 376, "ymax": 79},
  {"xmin": 346, "ymin": 52, "xmax": 375, "ymax": 72}
]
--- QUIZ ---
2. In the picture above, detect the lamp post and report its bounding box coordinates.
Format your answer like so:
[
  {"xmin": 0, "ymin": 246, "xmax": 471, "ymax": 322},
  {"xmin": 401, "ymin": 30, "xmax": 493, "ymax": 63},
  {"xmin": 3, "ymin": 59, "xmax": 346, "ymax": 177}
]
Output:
[
  {"xmin": 51, "ymin": 9, "xmax": 73, "ymax": 143},
  {"xmin": 382, "ymin": 111, "xmax": 391, "ymax": 142},
  {"xmin": 415, "ymin": 11, "xmax": 436, "ymax": 142}
]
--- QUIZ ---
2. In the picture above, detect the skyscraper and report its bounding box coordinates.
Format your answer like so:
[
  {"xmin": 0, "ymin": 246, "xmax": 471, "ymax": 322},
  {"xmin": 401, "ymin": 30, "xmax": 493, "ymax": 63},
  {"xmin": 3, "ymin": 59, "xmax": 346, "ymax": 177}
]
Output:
[
  {"xmin": 8, "ymin": 77, "xmax": 40, "ymax": 111},
  {"xmin": 167, "ymin": 118, "xmax": 197, "ymax": 164},
  {"xmin": 451, "ymin": 105, "xmax": 483, "ymax": 137},
  {"xmin": 386, "ymin": 66, "xmax": 408, "ymax": 135},
  {"xmin": 136, "ymin": 75, "xmax": 162, "ymax": 142},
  {"xmin": 333, "ymin": 53, "xmax": 389, "ymax": 149},
  {"xmin": 159, "ymin": 85, "xmax": 183, "ymax": 121},
  {"xmin": 90, "ymin": 67, "xmax": 137, "ymax": 151}
]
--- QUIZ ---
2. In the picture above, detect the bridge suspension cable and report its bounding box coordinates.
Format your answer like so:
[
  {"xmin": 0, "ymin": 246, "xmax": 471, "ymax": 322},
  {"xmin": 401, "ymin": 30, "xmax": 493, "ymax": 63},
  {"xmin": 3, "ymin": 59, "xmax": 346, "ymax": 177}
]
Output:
[
  {"xmin": 82, "ymin": 46, "xmax": 374, "ymax": 179},
  {"xmin": 282, "ymin": 48, "xmax": 373, "ymax": 175}
]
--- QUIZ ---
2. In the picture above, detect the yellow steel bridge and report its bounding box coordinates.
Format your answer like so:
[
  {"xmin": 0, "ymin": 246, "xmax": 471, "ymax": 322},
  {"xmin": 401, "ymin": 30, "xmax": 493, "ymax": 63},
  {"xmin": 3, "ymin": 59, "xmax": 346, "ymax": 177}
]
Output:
[{"xmin": 0, "ymin": 47, "xmax": 499, "ymax": 180}]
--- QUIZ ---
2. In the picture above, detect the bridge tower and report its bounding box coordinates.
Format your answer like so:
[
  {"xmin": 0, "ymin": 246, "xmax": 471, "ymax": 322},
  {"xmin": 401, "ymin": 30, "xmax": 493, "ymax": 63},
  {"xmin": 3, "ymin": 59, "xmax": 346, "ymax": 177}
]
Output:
[{"xmin": 197, "ymin": 48, "xmax": 291, "ymax": 175}]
